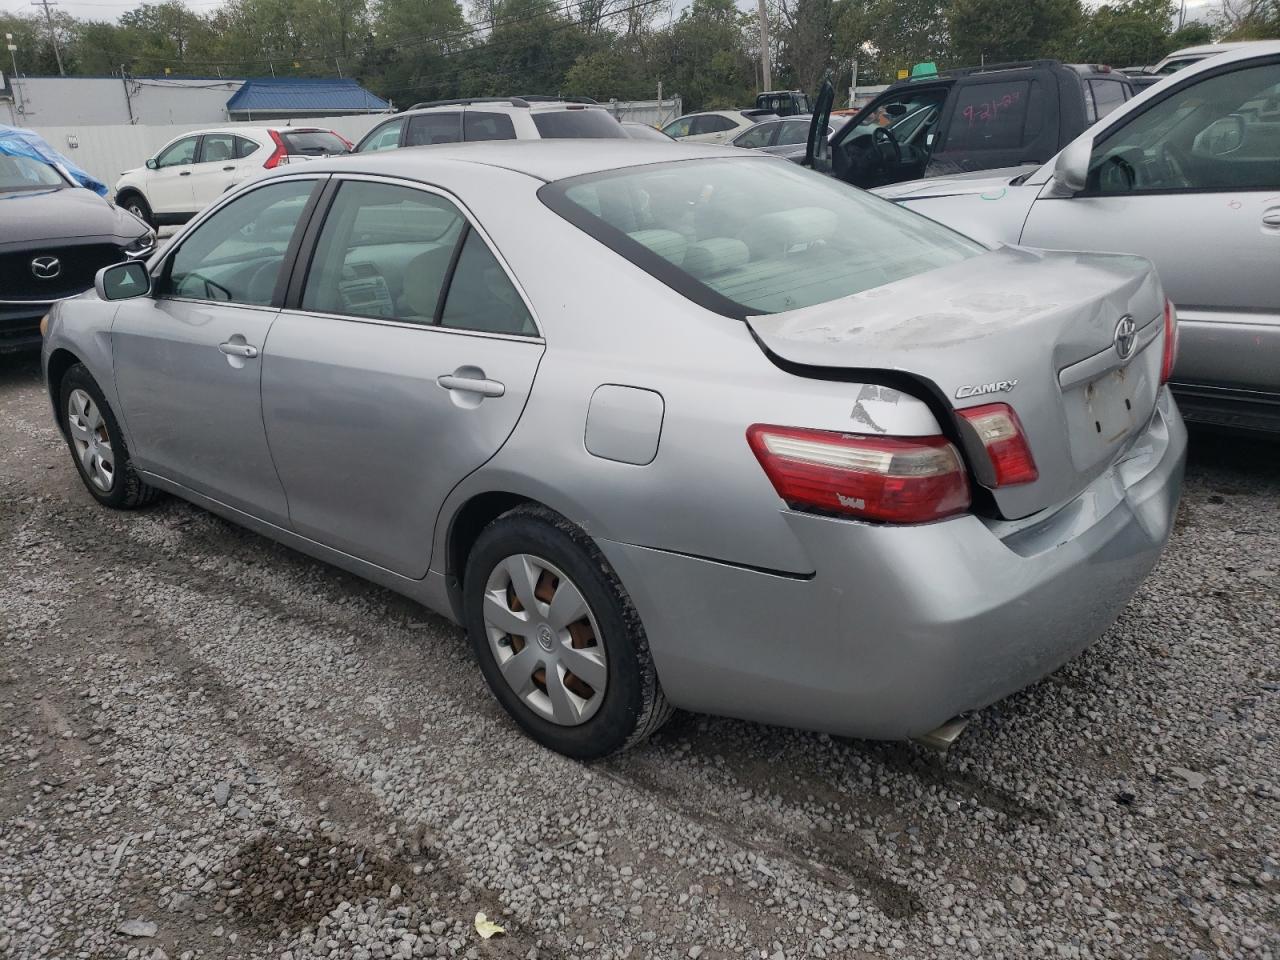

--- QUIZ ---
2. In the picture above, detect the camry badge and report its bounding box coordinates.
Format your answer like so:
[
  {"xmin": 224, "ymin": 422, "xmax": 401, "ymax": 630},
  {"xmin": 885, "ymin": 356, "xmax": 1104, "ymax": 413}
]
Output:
[
  {"xmin": 30, "ymin": 256, "xmax": 62, "ymax": 280},
  {"xmin": 955, "ymin": 379, "xmax": 1018, "ymax": 399},
  {"xmin": 1114, "ymin": 314, "xmax": 1137, "ymax": 360}
]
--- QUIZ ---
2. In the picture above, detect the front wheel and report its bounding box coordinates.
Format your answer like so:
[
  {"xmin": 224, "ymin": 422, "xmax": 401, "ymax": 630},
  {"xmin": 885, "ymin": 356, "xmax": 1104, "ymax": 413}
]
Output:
[
  {"xmin": 119, "ymin": 193, "xmax": 154, "ymax": 229},
  {"xmin": 463, "ymin": 505, "xmax": 671, "ymax": 759},
  {"xmin": 60, "ymin": 364, "xmax": 160, "ymax": 510}
]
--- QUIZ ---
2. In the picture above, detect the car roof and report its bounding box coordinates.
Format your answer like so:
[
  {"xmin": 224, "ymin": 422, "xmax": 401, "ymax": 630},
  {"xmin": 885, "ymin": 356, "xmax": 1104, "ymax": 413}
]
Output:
[
  {"xmin": 400, "ymin": 97, "xmax": 603, "ymax": 114},
  {"xmin": 277, "ymin": 139, "xmax": 757, "ymax": 184}
]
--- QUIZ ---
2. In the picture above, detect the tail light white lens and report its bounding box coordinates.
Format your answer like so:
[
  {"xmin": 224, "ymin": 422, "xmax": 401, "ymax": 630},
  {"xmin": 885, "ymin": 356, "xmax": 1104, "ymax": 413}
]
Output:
[
  {"xmin": 956, "ymin": 403, "xmax": 1039, "ymax": 486},
  {"xmin": 263, "ymin": 129, "xmax": 289, "ymax": 169},
  {"xmin": 746, "ymin": 424, "xmax": 971, "ymax": 524},
  {"xmin": 1160, "ymin": 299, "xmax": 1179, "ymax": 384}
]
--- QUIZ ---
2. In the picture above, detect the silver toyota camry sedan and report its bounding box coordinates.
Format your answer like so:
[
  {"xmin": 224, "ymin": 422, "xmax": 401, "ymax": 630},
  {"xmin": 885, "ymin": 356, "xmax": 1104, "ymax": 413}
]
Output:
[{"xmin": 42, "ymin": 141, "xmax": 1186, "ymax": 758}]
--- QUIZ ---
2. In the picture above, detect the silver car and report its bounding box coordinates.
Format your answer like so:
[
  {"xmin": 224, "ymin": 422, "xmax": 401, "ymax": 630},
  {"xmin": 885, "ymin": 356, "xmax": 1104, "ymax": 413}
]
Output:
[
  {"xmin": 875, "ymin": 42, "xmax": 1280, "ymax": 433},
  {"xmin": 42, "ymin": 141, "xmax": 1186, "ymax": 758}
]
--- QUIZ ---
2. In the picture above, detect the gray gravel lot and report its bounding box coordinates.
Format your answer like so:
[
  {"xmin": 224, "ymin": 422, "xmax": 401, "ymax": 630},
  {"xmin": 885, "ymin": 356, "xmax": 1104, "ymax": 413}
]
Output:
[{"xmin": 1, "ymin": 351, "xmax": 1277, "ymax": 960}]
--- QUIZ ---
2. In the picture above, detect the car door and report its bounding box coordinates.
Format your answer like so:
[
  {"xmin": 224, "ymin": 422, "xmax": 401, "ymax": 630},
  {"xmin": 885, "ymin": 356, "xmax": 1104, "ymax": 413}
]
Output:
[
  {"xmin": 1022, "ymin": 56, "xmax": 1280, "ymax": 396},
  {"xmin": 826, "ymin": 83, "xmax": 951, "ymax": 186},
  {"xmin": 187, "ymin": 132, "xmax": 239, "ymax": 211},
  {"xmin": 111, "ymin": 176, "xmax": 323, "ymax": 526},
  {"xmin": 146, "ymin": 135, "xmax": 199, "ymax": 216},
  {"xmin": 260, "ymin": 177, "xmax": 544, "ymax": 578}
]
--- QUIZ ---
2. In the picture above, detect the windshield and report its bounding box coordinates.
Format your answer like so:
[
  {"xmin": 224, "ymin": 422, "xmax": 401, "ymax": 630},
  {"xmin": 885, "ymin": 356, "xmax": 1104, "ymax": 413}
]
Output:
[
  {"xmin": 0, "ymin": 154, "xmax": 66, "ymax": 191},
  {"xmin": 282, "ymin": 131, "xmax": 350, "ymax": 156},
  {"xmin": 532, "ymin": 109, "xmax": 628, "ymax": 139},
  {"xmin": 541, "ymin": 157, "xmax": 983, "ymax": 318}
]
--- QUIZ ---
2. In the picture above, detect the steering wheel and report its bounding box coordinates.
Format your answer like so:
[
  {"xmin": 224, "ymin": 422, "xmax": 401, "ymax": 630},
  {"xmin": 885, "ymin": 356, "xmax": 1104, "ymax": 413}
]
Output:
[
  {"xmin": 872, "ymin": 126, "xmax": 902, "ymax": 165},
  {"xmin": 1161, "ymin": 142, "xmax": 1193, "ymax": 189}
]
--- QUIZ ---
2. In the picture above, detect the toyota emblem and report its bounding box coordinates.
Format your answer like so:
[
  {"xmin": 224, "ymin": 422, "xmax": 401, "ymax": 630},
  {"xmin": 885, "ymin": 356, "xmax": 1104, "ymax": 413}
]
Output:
[
  {"xmin": 1113, "ymin": 314, "xmax": 1137, "ymax": 360},
  {"xmin": 30, "ymin": 256, "xmax": 62, "ymax": 280}
]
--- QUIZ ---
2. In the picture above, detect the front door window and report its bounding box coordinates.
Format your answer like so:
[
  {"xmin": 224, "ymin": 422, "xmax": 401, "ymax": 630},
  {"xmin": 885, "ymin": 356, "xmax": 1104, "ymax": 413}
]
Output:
[{"xmin": 1088, "ymin": 62, "xmax": 1280, "ymax": 194}]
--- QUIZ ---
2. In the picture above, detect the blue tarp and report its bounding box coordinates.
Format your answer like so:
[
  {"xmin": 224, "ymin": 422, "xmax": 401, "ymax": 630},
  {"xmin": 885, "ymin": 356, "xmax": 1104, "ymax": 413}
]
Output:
[{"xmin": 0, "ymin": 124, "xmax": 109, "ymax": 196}]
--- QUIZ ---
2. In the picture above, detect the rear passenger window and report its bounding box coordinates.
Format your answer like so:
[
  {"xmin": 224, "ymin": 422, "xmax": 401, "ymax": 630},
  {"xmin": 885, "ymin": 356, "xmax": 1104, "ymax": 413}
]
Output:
[
  {"xmin": 464, "ymin": 111, "xmax": 516, "ymax": 141},
  {"xmin": 1091, "ymin": 80, "xmax": 1127, "ymax": 118},
  {"xmin": 440, "ymin": 230, "xmax": 535, "ymax": 336},
  {"xmin": 299, "ymin": 180, "xmax": 535, "ymax": 336},
  {"xmin": 406, "ymin": 113, "xmax": 461, "ymax": 147},
  {"xmin": 945, "ymin": 81, "xmax": 1033, "ymax": 151},
  {"xmin": 302, "ymin": 181, "xmax": 465, "ymax": 322}
]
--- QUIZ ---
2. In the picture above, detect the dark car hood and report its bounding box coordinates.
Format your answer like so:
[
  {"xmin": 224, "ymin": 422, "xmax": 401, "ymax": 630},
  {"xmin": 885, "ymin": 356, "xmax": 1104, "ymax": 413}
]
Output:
[{"xmin": 0, "ymin": 186, "xmax": 147, "ymax": 248}]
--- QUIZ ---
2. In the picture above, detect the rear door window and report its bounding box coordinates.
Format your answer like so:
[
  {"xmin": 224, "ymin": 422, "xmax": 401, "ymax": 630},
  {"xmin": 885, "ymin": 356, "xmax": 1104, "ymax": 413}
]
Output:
[
  {"xmin": 1090, "ymin": 79, "xmax": 1127, "ymax": 119},
  {"xmin": 406, "ymin": 112, "xmax": 462, "ymax": 146},
  {"xmin": 531, "ymin": 109, "xmax": 627, "ymax": 139},
  {"xmin": 943, "ymin": 81, "xmax": 1033, "ymax": 151},
  {"xmin": 464, "ymin": 111, "xmax": 517, "ymax": 141},
  {"xmin": 198, "ymin": 133, "xmax": 235, "ymax": 164}
]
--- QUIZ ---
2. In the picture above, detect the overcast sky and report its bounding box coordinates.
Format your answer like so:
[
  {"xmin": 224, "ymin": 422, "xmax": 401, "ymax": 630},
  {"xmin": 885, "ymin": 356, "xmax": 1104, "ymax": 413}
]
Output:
[{"xmin": 1, "ymin": 0, "xmax": 1219, "ymax": 29}]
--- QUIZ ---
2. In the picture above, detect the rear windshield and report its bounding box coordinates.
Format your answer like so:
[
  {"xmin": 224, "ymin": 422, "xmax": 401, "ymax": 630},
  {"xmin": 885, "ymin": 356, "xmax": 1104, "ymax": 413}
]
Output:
[
  {"xmin": 282, "ymin": 131, "xmax": 350, "ymax": 156},
  {"xmin": 531, "ymin": 109, "xmax": 628, "ymax": 139},
  {"xmin": 540, "ymin": 157, "xmax": 983, "ymax": 317}
]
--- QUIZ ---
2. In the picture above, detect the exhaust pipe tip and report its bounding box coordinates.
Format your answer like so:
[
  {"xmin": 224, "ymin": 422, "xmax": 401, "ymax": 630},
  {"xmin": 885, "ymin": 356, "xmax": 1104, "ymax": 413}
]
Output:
[{"xmin": 911, "ymin": 713, "xmax": 973, "ymax": 752}]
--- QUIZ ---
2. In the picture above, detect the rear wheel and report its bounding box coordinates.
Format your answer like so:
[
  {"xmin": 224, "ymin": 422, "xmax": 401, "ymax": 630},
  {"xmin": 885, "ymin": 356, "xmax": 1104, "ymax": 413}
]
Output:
[
  {"xmin": 60, "ymin": 364, "xmax": 159, "ymax": 510},
  {"xmin": 463, "ymin": 505, "xmax": 671, "ymax": 759},
  {"xmin": 119, "ymin": 193, "xmax": 154, "ymax": 229}
]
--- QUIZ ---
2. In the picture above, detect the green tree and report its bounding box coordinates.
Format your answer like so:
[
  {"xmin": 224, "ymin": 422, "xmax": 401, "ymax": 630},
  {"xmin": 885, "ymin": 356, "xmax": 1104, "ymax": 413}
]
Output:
[
  {"xmin": 651, "ymin": 0, "xmax": 755, "ymax": 110},
  {"xmin": 948, "ymin": 0, "xmax": 1080, "ymax": 64},
  {"xmin": 773, "ymin": 0, "xmax": 835, "ymax": 95},
  {"xmin": 1076, "ymin": 0, "xmax": 1178, "ymax": 67},
  {"xmin": 563, "ymin": 45, "xmax": 655, "ymax": 100}
]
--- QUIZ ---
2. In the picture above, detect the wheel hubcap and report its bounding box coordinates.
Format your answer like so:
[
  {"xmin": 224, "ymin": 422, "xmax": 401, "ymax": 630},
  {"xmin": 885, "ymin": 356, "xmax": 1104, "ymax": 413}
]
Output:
[
  {"xmin": 483, "ymin": 554, "xmax": 607, "ymax": 727},
  {"xmin": 67, "ymin": 388, "xmax": 115, "ymax": 492}
]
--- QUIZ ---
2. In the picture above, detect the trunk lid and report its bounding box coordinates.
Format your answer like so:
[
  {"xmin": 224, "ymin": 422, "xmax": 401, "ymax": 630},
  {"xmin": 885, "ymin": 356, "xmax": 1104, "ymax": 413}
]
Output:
[{"xmin": 746, "ymin": 244, "xmax": 1165, "ymax": 519}]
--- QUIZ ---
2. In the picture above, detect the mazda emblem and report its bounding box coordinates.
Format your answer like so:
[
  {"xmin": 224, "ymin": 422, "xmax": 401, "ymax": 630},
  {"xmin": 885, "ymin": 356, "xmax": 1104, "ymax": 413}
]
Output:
[
  {"xmin": 30, "ymin": 256, "xmax": 62, "ymax": 280},
  {"xmin": 1113, "ymin": 314, "xmax": 1137, "ymax": 360}
]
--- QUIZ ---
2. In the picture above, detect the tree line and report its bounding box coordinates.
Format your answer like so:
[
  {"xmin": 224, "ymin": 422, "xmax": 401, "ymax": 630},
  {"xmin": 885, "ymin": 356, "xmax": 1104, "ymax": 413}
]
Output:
[{"xmin": 2, "ymin": 0, "xmax": 1274, "ymax": 113}]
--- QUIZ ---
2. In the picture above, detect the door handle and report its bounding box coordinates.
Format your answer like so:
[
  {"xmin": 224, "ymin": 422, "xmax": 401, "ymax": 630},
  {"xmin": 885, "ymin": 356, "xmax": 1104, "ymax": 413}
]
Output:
[
  {"xmin": 179, "ymin": 170, "xmax": 191, "ymax": 176},
  {"xmin": 437, "ymin": 373, "xmax": 504, "ymax": 397},
  {"xmin": 222, "ymin": 165, "xmax": 236, "ymax": 172},
  {"xmin": 1262, "ymin": 209, "xmax": 1280, "ymax": 228},
  {"xmin": 219, "ymin": 341, "xmax": 259, "ymax": 358}
]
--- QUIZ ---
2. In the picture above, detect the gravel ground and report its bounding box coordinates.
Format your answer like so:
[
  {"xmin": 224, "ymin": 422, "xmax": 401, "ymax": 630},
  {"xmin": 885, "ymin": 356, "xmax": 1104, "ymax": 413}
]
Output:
[{"xmin": 1, "ymin": 351, "xmax": 1277, "ymax": 960}]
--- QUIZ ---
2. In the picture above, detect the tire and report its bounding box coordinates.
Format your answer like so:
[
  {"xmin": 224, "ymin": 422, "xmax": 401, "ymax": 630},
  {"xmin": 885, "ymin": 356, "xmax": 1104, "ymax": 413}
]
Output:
[
  {"xmin": 118, "ymin": 193, "xmax": 154, "ymax": 229},
  {"xmin": 463, "ymin": 504, "xmax": 672, "ymax": 759},
  {"xmin": 60, "ymin": 364, "xmax": 160, "ymax": 510}
]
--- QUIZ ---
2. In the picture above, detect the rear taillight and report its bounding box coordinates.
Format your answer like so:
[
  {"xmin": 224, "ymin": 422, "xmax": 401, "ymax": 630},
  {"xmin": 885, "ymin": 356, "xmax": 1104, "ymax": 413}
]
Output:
[
  {"xmin": 956, "ymin": 403, "xmax": 1039, "ymax": 486},
  {"xmin": 746, "ymin": 424, "xmax": 971, "ymax": 524},
  {"xmin": 264, "ymin": 129, "xmax": 289, "ymax": 169},
  {"xmin": 1160, "ymin": 299, "xmax": 1179, "ymax": 384}
]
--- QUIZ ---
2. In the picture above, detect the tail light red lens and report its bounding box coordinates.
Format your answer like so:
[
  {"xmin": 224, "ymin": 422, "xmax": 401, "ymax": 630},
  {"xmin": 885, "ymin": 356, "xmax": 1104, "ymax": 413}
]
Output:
[
  {"xmin": 746, "ymin": 424, "xmax": 971, "ymax": 524},
  {"xmin": 263, "ymin": 129, "xmax": 289, "ymax": 169},
  {"xmin": 1160, "ymin": 299, "xmax": 1179, "ymax": 384},
  {"xmin": 956, "ymin": 403, "xmax": 1039, "ymax": 486}
]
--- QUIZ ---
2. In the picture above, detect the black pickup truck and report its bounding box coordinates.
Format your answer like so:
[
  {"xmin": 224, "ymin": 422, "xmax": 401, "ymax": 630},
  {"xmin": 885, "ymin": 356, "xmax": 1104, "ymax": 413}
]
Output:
[{"xmin": 807, "ymin": 60, "xmax": 1138, "ymax": 190}]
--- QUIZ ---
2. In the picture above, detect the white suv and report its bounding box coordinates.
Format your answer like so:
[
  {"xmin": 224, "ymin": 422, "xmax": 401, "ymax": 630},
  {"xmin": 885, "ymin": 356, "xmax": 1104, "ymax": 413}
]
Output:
[
  {"xmin": 354, "ymin": 97, "xmax": 628, "ymax": 152},
  {"xmin": 114, "ymin": 126, "xmax": 351, "ymax": 227}
]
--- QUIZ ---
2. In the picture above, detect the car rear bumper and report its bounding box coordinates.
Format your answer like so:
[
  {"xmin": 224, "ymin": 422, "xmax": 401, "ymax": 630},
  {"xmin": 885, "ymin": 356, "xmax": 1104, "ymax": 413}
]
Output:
[{"xmin": 597, "ymin": 390, "xmax": 1186, "ymax": 740}]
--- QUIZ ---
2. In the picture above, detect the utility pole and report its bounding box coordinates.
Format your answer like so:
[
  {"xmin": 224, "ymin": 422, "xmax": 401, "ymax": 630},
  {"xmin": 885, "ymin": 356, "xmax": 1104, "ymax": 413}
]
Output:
[
  {"xmin": 755, "ymin": 0, "xmax": 771, "ymax": 93},
  {"xmin": 31, "ymin": 0, "xmax": 65, "ymax": 76},
  {"xmin": 6, "ymin": 33, "xmax": 24, "ymax": 118}
]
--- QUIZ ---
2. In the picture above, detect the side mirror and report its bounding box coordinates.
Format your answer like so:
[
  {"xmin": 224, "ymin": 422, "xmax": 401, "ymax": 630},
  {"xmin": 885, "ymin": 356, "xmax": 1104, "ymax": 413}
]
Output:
[
  {"xmin": 95, "ymin": 260, "xmax": 152, "ymax": 301},
  {"xmin": 145, "ymin": 158, "xmax": 159, "ymax": 170},
  {"xmin": 1050, "ymin": 137, "xmax": 1092, "ymax": 196},
  {"xmin": 1194, "ymin": 114, "xmax": 1245, "ymax": 157}
]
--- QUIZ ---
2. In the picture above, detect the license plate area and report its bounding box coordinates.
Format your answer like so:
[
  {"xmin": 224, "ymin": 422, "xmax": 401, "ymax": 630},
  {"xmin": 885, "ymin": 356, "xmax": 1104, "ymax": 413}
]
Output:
[{"xmin": 1063, "ymin": 366, "xmax": 1141, "ymax": 469}]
